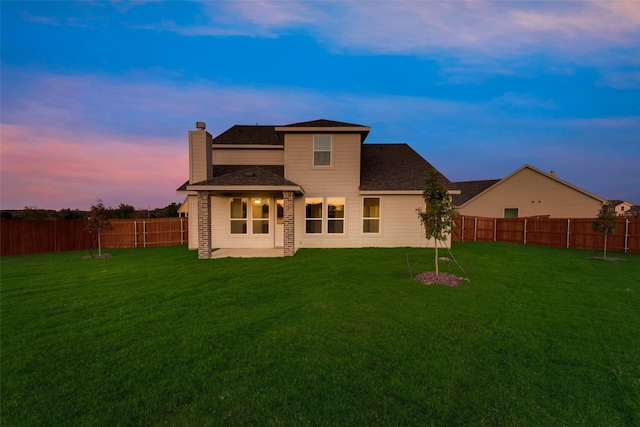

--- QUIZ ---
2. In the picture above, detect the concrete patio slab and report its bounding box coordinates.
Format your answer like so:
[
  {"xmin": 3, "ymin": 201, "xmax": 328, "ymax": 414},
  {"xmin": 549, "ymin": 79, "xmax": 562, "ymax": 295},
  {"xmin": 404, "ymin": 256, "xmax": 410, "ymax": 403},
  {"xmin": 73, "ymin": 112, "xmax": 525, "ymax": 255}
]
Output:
[{"xmin": 210, "ymin": 248, "xmax": 284, "ymax": 258}]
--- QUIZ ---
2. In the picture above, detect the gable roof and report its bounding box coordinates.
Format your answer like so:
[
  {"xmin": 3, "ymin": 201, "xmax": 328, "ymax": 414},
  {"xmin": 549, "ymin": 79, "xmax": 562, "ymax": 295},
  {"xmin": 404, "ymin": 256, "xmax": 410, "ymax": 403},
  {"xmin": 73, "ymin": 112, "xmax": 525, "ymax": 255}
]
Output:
[
  {"xmin": 211, "ymin": 119, "xmax": 371, "ymax": 145},
  {"xmin": 195, "ymin": 166, "xmax": 297, "ymax": 186},
  {"xmin": 451, "ymin": 179, "xmax": 501, "ymax": 206},
  {"xmin": 275, "ymin": 119, "xmax": 370, "ymax": 142},
  {"xmin": 360, "ymin": 144, "xmax": 453, "ymax": 191},
  {"xmin": 280, "ymin": 119, "xmax": 367, "ymax": 128},
  {"xmin": 455, "ymin": 164, "xmax": 606, "ymax": 208}
]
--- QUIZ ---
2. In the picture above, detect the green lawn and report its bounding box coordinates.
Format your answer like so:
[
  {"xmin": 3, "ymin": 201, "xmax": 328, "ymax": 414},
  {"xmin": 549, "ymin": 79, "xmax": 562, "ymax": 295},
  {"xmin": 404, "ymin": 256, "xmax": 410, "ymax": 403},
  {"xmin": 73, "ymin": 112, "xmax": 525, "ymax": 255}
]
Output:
[{"xmin": 2, "ymin": 243, "xmax": 639, "ymax": 426}]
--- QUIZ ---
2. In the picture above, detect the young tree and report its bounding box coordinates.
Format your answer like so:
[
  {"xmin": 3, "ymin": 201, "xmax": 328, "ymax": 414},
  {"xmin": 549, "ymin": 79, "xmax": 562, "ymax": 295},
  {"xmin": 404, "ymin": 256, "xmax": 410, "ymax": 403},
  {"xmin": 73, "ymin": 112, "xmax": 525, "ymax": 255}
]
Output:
[
  {"xmin": 87, "ymin": 199, "xmax": 113, "ymax": 256},
  {"xmin": 417, "ymin": 170, "xmax": 457, "ymax": 277},
  {"xmin": 592, "ymin": 202, "xmax": 617, "ymax": 259}
]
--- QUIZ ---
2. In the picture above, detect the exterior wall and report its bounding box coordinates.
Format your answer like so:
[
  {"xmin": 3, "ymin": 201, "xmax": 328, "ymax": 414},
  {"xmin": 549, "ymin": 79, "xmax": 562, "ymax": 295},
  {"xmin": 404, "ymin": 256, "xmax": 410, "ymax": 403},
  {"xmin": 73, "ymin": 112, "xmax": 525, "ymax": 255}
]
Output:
[
  {"xmin": 187, "ymin": 194, "xmax": 199, "ymax": 250},
  {"xmin": 613, "ymin": 202, "xmax": 633, "ymax": 216},
  {"xmin": 213, "ymin": 148, "xmax": 284, "ymax": 165},
  {"xmin": 457, "ymin": 168, "xmax": 603, "ymax": 218},
  {"xmin": 189, "ymin": 130, "xmax": 212, "ymax": 184},
  {"xmin": 294, "ymin": 194, "xmax": 449, "ymax": 249},
  {"xmin": 201, "ymin": 193, "xmax": 448, "ymax": 251},
  {"xmin": 284, "ymin": 133, "xmax": 361, "ymax": 194},
  {"xmin": 210, "ymin": 194, "xmax": 280, "ymax": 249}
]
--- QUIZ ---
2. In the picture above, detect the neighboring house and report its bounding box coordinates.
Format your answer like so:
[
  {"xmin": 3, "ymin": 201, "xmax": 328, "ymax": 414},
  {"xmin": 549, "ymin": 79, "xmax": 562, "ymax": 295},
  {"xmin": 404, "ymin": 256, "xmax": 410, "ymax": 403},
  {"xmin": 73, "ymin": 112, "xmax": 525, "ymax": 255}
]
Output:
[
  {"xmin": 177, "ymin": 120, "xmax": 456, "ymax": 258},
  {"xmin": 608, "ymin": 200, "xmax": 634, "ymax": 216},
  {"xmin": 452, "ymin": 165, "xmax": 606, "ymax": 218},
  {"xmin": 177, "ymin": 197, "xmax": 189, "ymax": 217},
  {"xmin": 625, "ymin": 205, "xmax": 640, "ymax": 217}
]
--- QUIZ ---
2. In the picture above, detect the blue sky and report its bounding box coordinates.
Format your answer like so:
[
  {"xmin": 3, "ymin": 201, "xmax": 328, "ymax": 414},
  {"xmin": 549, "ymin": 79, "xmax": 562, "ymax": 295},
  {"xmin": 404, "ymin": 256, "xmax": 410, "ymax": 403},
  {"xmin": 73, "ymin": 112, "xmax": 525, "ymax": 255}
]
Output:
[{"xmin": 2, "ymin": 1, "xmax": 639, "ymax": 210}]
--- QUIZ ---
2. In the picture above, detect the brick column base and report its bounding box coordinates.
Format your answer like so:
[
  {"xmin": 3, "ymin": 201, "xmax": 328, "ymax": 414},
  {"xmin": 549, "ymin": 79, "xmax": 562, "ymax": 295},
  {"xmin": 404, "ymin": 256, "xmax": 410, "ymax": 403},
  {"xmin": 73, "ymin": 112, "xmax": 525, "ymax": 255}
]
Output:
[
  {"xmin": 283, "ymin": 191, "xmax": 295, "ymax": 257},
  {"xmin": 197, "ymin": 191, "xmax": 212, "ymax": 259}
]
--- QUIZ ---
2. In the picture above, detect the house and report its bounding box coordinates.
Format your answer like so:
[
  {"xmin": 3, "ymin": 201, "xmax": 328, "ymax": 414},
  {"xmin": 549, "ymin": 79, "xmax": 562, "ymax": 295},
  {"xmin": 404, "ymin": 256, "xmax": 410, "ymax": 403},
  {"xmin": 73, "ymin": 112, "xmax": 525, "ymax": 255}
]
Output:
[
  {"xmin": 626, "ymin": 205, "xmax": 640, "ymax": 217},
  {"xmin": 452, "ymin": 165, "xmax": 606, "ymax": 218},
  {"xmin": 608, "ymin": 200, "xmax": 634, "ymax": 216},
  {"xmin": 177, "ymin": 120, "xmax": 456, "ymax": 258}
]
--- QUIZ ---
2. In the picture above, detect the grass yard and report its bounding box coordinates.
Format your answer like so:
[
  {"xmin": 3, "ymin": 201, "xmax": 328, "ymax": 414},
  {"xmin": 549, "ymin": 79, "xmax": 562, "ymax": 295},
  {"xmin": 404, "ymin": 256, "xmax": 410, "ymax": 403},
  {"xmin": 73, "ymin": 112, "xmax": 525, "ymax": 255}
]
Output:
[{"xmin": 1, "ymin": 243, "xmax": 639, "ymax": 426}]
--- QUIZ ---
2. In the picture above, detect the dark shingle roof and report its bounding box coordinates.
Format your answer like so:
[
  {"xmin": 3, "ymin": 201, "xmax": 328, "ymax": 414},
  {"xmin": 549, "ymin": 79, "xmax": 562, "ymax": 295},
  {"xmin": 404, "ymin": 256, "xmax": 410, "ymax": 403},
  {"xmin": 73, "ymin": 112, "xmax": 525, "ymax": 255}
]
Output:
[
  {"xmin": 281, "ymin": 119, "xmax": 368, "ymax": 128},
  {"xmin": 360, "ymin": 144, "xmax": 452, "ymax": 191},
  {"xmin": 213, "ymin": 125, "xmax": 282, "ymax": 145},
  {"xmin": 213, "ymin": 165, "xmax": 284, "ymax": 178},
  {"xmin": 451, "ymin": 179, "xmax": 500, "ymax": 206},
  {"xmin": 195, "ymin": 166, "xmax": 299, "ymax": 187},
  {"xmin": 211, "ymin": 120, "xmax": 369, "ymax": 146}
]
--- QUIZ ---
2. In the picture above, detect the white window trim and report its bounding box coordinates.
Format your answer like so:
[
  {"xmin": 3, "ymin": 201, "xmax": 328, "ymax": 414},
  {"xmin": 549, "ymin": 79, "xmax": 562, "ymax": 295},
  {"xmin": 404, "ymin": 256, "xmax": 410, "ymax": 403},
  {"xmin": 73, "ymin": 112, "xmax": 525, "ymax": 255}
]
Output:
[
  {"xmin": 305, "ymin": 197, "xmax": 324, "ymax": 234},
  {"xmin": 327, "ymin": 197, "xmax": 345, "ymax": 235},
  {"xmin": 313, "ymin": 135, "xmax": 333, "ymax": 168},
  {"xmin": 362, "ymin": 197, "xmax": 381, "ymax": 234},
  {"xmin": 229, "ymin": 197, "xmax": 248, "ymax": 235},
  {"xmin": 229, "ymin": 197, "xmax": 272, "ymax": 236},
  {"xmin": 251, "ymin": 197, "xmax": 270, "ymax": 235},
  {"xmin": 304, "ymin": 196, "xmax": 346, "ymax": 235}
]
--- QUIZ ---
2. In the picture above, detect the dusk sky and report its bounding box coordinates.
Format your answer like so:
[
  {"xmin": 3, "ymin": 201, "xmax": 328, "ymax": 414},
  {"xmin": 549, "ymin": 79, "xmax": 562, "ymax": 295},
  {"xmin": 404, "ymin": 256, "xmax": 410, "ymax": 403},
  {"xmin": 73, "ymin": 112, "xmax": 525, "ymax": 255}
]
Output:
[{"xmin": 1, "ymin": 1, "xmax": 639, "ymax": 211}]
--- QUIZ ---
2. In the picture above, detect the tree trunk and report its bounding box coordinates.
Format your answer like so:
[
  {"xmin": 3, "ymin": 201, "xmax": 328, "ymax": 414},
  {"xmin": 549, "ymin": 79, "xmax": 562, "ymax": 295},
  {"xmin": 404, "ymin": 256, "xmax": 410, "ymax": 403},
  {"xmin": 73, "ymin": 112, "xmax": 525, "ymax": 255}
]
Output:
[
  {"xmin": 98, "ymin": 232, "xmax": 102, "ymax": 256},
  {"xmin": 434, "ymin": 239, "xmax": 439, "ymax": 277},
  {"xmin": 603, "ymin": 233, "xmax": 607, "ymax": 259}
]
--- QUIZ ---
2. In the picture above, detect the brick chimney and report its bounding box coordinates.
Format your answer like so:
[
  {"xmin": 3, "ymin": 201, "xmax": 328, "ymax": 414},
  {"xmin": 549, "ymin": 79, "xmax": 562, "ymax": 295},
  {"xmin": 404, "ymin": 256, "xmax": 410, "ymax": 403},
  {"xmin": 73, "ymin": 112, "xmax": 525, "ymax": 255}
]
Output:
[{"xmin": 189, "ymin": 122, "xmax": 213, "ymax": 184}]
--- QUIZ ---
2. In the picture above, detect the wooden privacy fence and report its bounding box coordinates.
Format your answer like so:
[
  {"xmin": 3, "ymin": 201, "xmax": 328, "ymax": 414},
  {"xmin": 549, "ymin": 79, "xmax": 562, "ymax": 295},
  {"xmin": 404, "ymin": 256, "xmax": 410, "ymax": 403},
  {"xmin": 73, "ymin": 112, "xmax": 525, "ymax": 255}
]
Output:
[
  {"xmin": 1, "ymin": 218, "xmax": 189, "ymax": 256},
  {"xmin": 100, "ymin": 218, "xmax": 189, "ymax": 249},
  {"xmin": 453, "ymin": 215, "xmax": 640, "ymax": 254}
]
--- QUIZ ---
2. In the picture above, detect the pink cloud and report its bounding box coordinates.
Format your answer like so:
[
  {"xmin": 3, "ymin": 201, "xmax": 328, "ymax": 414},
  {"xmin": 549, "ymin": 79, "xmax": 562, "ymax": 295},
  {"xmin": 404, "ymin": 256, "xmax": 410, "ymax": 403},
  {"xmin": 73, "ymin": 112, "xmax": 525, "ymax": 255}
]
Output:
[{"xmin": 1, "ymin": 124, "xmax": 188, "ymax": 210}]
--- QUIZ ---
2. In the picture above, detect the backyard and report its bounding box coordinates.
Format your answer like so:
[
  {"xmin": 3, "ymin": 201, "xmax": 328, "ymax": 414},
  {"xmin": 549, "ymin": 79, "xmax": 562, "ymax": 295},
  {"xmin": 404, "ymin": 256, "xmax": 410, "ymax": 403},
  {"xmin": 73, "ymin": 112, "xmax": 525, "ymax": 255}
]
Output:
[{"xmin": 1, "ymin": 243, "xmax": 639, "ymax": 426}]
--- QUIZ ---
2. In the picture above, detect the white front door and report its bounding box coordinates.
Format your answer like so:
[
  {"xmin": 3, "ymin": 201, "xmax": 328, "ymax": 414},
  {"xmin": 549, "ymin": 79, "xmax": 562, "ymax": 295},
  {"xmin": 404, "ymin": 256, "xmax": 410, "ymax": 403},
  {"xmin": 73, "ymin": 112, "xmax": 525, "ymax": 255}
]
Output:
[{"xmin": 275, "ymin": 198, "xmax": 284, "ymax": 247}]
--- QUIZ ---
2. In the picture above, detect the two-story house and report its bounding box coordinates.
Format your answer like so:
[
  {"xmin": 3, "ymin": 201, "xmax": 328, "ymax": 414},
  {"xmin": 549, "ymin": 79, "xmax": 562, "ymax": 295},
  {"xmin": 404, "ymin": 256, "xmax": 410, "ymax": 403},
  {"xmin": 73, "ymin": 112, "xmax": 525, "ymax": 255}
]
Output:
[
  {"xmin": 608, "ymin": 200, "xmax": 635, "ymax": 216},
  {"xmin": 177, "ymin": 119, "xmax": 455, "ymax": 258}
]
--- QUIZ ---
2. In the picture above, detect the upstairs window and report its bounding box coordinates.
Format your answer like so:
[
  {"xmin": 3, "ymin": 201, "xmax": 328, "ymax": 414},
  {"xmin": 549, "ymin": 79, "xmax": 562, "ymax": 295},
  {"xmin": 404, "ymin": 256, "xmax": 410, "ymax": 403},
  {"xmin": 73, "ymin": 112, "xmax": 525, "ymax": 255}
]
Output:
[{"xmin": 313, "ymin": 135, "xmax": 332, "ymax": 166}]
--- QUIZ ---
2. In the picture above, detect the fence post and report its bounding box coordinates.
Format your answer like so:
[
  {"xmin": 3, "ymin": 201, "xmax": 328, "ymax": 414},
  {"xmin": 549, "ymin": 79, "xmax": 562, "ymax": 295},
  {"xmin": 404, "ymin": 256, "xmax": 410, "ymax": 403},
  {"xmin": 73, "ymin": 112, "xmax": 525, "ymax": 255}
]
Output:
[
  {"xmin": 461, "ymin": 217, "xmax": 465, "ymax": 242},
  {"xmin": 143, "ymin": 220, "xmax": 147, "ymax": 248},
  {"xmin": 474, "ymin": 217, "xmax": 477, "ymax": 242},
  {"xmin": 625, "ymin": 218, "xmax": 629, "ymax": 253},
  {"xmin": 181, "ymin": 217, "xmax": 184, "ymax": 245},
  {"xmin": 134, "ymin": 220, "xmax": 138, "ymax": 248},
  {"xmin": 566, "ymin": 218, "xmax": 571, "ymax": 249},
  {"xmin": 524, "ymin": 218, "xmax": 527, "ymax": 245},
  {"xmin": 494, "ymin": 218, "xmax": 497, "ymax": 242}
]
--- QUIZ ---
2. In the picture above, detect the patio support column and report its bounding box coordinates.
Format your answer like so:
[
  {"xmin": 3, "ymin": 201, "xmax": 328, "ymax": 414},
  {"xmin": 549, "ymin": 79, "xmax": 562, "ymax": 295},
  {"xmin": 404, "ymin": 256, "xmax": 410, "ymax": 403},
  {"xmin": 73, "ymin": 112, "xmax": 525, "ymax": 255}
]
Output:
[
  {"xmin": 197, "ymin": 191, "xmax": 212, "ymax": 259},
  {"xmin": 283, "ymin": 191, "xmax": 295, "ymax": 257}
]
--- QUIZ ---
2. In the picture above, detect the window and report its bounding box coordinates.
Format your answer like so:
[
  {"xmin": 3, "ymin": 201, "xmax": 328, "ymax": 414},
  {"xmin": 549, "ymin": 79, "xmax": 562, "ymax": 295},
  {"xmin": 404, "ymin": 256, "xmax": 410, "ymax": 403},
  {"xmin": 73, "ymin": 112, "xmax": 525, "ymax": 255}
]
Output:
[
  {"xmin": 363, "ymin": 198, "xmax": 380, "ymax": 233},
  {"xmin": 230, "ymin": 197, "xmax": 247, "ymax": 234},
  {"xmin": 305, "ymin": 198, "xmax": 323, "ymax": 233},
  {"xmin": 252, "ymin": 198, "xmax": 269, "ymax": 234},
  {"xmin": 327, "ymin": 197, "xmax": 345, "ymax": 234},
  {"xmin": 504, "ymin": 208, "xmax": 518, "ymax": 218},
  {"xmin": 313, "ymin": 135, "xmax": 331, "ymax": 166}
]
